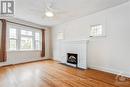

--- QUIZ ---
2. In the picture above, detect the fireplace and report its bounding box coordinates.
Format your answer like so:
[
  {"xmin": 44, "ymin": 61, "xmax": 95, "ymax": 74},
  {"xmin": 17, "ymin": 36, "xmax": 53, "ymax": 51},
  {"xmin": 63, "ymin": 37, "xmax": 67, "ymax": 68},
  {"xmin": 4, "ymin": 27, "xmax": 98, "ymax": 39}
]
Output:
[
  {"xmin": 67, "ymin": 53, "xmax": 78, "ymax": 67},
  {"xmin": 60, "ymin": 40, "xmax": 88, "ymax": 69}
]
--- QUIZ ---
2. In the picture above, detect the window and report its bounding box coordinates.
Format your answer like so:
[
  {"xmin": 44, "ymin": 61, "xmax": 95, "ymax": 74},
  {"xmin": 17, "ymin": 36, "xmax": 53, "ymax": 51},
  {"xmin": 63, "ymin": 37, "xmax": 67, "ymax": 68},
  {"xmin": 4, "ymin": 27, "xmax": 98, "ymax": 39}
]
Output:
[
  {"xmin": 9, "ymin": 27, "xmax": 41, "ymax": 51},
  {"xmin": 20, "ymin": 37, "xmax": 33, "ymax": 50},
  {"xmin": 35, "ymin": 32, "xmax": 41, "ymax": 50},
  {"xmin": 57, "ymin": 32, "xmax": 64, "ymax": 40},
  {"xmin": 21, "ymin": 30, "xmax": 33, "ymax": 36},
  {"xmin": 9, "ymin": 28, "xmax": 17, "ymax": 50},
  {"xmin": 90, "ymin": 24, "xmax": 103, "ymax": 37}
]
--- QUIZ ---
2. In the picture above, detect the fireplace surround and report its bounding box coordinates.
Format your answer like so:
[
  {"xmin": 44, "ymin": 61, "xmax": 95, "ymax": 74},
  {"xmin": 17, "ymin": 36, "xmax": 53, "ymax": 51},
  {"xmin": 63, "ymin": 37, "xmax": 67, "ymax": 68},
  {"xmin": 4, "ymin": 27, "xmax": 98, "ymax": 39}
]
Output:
[{"xmin": 60, "ymin": 40, "xmax": 89, "ymax": 69}]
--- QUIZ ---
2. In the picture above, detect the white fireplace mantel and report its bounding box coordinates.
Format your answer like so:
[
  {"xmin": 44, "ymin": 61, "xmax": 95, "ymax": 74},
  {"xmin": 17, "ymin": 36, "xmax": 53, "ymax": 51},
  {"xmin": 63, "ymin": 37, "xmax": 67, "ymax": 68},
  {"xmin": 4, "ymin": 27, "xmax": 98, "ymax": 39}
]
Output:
[{"xmin": 59, "ymin": 40, "xmax": 89, "ymax": 69}]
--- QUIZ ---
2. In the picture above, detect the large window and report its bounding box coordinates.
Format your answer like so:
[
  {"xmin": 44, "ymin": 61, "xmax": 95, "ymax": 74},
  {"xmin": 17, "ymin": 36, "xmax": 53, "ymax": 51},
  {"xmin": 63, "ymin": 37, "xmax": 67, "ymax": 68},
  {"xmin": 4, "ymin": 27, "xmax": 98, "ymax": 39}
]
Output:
[{"xmin": 9, "ymin": 27, "xmax": 42, "ymax": 51}]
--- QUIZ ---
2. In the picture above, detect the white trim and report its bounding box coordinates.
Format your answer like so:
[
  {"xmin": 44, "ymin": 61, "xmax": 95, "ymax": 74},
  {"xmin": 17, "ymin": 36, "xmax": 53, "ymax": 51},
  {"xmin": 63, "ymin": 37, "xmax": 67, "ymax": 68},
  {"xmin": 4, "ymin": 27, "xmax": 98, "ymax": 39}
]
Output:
[
  {"xmin": 8, "ymin": 50, "xmax": 41, "ymax": 52},
  {"xmin": 89, "ymin": 65, "xmax": 130, "ymax": 78},
  {"xmin": 0, "ymin": 58, "xmax": 45, "ymax": 67},
  {"xmin": 8, "ymin": 23, "xmax": 42, "ymax": 51}
]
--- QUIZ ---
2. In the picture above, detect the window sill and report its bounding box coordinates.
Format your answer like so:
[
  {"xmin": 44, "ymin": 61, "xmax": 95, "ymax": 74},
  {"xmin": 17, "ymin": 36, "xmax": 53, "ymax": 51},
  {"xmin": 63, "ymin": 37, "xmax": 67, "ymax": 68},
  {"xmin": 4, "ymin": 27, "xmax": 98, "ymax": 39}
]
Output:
[
  {"xmin": 7, "ymin": 50, "xmax": 42, "ymax": 52},
  {"xmin": 89, "ymin": 35, "xmax": 106, "ymax": 38}
]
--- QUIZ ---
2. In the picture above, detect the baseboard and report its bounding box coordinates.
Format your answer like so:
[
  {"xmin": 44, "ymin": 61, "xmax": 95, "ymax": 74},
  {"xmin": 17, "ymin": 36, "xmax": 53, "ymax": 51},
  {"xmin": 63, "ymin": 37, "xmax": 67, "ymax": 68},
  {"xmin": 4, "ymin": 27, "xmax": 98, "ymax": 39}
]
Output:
[
  {"xmin": 12, "ymin": 59, "xmax": 52, "ymax": 66},
  {"xmin": 0, "ymin": 58, "xmax": 52, "ymax": 67},
  {"xmin": 89, "ymin": 65, "xmax": 130, "ymax": 78}
]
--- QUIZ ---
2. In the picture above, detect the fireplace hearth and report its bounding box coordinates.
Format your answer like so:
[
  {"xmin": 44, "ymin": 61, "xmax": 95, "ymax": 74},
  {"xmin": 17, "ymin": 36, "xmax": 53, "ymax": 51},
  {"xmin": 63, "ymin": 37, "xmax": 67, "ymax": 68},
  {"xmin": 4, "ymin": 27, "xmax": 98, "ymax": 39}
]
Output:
[{"xmin": 67, "ymin": 53, "xmax": 78, "ymax": 67}]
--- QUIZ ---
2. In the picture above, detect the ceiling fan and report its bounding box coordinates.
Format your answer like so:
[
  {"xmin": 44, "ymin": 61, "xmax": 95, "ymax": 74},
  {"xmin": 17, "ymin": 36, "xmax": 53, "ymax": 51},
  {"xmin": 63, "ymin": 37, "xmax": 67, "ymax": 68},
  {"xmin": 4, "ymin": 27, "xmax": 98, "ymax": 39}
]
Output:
[
  {"xmin": 44, "ymin": 0, "xmax": 55, "ymax": 17},
  {"xmin": 30, "ymin": 0, "xmax": 69, "ymax": 19},
  {"xmin": 43, "ymin": 0, "xmax": 65, "ymax": 18}
]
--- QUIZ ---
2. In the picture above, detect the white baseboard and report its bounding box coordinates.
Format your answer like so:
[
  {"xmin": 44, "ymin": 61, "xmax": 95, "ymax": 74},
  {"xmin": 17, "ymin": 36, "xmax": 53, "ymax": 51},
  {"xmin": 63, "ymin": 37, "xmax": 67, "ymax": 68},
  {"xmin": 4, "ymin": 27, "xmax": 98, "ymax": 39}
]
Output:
[
  {"xmin": 0, "ymin": 58, "xmax": 51, "ymax": 67},
  {"xmin": 89, "ymin": 65, "xmax": 130, "ymax": 78},
  {"xmin": 53, "ymin": 58, "xmax": 130, "ymax": 78}
]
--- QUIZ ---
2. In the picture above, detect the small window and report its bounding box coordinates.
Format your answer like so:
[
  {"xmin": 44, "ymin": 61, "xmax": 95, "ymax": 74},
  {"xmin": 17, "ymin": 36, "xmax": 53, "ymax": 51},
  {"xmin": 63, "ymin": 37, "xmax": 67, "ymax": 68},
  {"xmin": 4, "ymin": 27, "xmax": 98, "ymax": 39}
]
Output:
[
  {"xmin": 9, "ymin": 28, "xmax": 17, "ymax": 50},
  {"xmin": 9, "ymin": 28, "xmax": 17, "ymax": 39},
  {"xmin": 20, "ymin": 37, "xmax": 33, "ymax": 50},
  {"xmin": 21, "ymin": 30, "xmax": 33, "ymax": 36},
  {"xmin": 90, "ymin": 24, "xmax": 103, "ymax": 37},
  {"xmin": 9, "ymin": 39, "xmax": 17, "ymax": 50},
  {"xmin": 35, "ymin": 32, "xmax": 40, "ymax": 40},
  {"xmin": 35, "ymin": 32, "xmax": 41, "ymax": 50},
  {"xmin": 57, "ymin": 32, "xmax": 64, "ymax": 40}
]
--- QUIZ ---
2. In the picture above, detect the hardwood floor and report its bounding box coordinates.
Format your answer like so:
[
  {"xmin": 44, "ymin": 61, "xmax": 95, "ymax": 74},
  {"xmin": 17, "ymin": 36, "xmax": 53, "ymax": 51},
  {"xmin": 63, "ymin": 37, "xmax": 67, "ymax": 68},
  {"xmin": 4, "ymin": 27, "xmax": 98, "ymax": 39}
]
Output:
[{"xmin": 0, "ymin": 60, "xmax": 129, "ymax": 87}]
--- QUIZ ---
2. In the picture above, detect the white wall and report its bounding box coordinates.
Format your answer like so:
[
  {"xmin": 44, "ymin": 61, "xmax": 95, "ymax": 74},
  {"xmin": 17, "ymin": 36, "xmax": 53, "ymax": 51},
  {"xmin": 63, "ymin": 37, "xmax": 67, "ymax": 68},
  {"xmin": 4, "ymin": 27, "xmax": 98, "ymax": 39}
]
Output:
[
  {"xmin": 52, "ymin": 2, "xmax": 130, "ymax": 77},
  {"xmin": 0, "ymin": 19, "xmax": 52, "ymax": 66}
]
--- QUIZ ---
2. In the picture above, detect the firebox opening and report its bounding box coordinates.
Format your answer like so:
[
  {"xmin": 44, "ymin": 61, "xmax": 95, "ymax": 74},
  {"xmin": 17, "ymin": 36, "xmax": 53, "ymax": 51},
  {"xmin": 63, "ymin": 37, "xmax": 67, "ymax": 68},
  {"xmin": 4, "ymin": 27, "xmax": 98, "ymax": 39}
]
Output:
[{"xmin": 67, "ymin": 53, "xmax": 78, "ymax": 65}]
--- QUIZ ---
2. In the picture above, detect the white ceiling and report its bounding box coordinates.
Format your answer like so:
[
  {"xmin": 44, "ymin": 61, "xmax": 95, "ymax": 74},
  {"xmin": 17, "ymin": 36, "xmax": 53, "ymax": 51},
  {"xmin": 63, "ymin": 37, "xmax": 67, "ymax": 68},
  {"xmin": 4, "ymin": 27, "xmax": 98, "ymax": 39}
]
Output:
[{"xmin": 7, "ymin": 0, "xmax": 130, "ymax": 26}]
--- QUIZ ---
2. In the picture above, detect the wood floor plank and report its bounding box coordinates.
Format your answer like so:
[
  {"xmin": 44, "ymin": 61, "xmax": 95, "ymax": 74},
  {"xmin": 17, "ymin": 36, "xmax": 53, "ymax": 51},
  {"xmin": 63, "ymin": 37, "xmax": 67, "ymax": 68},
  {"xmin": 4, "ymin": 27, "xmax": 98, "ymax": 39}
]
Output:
[{"xmin": 0, "ymin": 60, "xmax": 129, "ymax": 87}]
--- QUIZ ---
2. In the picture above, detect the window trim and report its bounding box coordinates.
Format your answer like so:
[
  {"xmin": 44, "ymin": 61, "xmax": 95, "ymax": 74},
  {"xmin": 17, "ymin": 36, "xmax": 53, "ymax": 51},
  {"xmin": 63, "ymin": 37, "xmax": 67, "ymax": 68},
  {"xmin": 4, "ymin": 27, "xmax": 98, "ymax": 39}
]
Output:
[
  {"xmin": 89, "ymin": 24, "xmax": 105, "ymax": 37},
  {"xmin": 7, "ymin": 24, "xmax": 42, "ymax": 51}
]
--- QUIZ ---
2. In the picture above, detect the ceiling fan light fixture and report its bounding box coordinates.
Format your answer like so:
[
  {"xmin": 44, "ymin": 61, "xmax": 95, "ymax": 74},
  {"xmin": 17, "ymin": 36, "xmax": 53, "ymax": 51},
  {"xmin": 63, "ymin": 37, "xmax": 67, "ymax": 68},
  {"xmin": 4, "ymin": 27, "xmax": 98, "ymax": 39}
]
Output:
[{"xmin": 45, "ymin": 11, "xmax": 54, "ymax": 17}]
